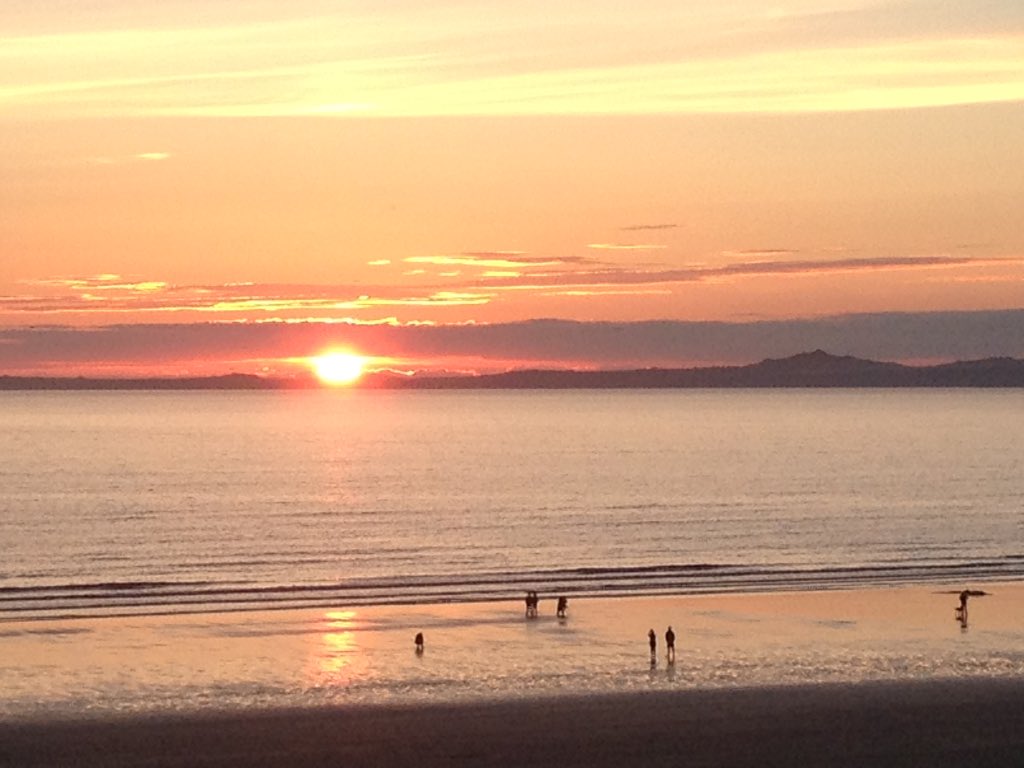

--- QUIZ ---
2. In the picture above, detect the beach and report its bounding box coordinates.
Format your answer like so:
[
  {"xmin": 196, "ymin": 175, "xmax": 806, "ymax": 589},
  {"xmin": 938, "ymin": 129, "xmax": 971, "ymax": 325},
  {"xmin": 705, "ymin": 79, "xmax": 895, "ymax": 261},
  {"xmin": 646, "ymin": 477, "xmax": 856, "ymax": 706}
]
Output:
[
  {"xmin": 3, "ymin": 680, "xmax": 1024, "ymax": 767},
  {"xmin": 3, "ymin": 583, "xmax": 1024, "ymax": 765}
]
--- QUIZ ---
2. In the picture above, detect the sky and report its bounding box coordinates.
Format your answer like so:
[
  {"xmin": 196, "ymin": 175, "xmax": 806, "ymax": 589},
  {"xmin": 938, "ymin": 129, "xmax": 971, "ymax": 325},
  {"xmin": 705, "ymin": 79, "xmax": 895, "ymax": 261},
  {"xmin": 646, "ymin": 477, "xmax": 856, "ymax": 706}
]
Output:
[{"xmin": 3, "ymin": 0, "xmax": 1023, "ymax": 377}]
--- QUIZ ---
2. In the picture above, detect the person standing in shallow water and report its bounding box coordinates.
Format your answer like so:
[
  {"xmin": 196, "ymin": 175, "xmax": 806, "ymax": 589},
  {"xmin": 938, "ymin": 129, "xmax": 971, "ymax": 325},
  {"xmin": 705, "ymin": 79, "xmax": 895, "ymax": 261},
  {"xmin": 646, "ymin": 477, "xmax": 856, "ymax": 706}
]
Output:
[
  {"xmin": 414, "ymin": 632, "xmax": 424, "ymax": 654},
  {"xmin": 665, "ymin": 626, "xmax": 676, "ymax": 664},
  {"xmin": 648, "ymin": 629, "xmax": 657, "ymax": 664}
]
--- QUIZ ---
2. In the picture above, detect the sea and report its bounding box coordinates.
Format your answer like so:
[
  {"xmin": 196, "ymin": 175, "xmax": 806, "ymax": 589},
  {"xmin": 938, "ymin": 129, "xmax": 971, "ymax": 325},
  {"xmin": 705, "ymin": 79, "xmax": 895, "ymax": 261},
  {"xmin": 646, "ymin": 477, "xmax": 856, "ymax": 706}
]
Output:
[
  {"xmin": 2, "ymin": 388, "xmax": 1022, "ymax": 620},
  {"xmin": 2, "ymin": 389, "xmax": 1023, "ymax": 718}
]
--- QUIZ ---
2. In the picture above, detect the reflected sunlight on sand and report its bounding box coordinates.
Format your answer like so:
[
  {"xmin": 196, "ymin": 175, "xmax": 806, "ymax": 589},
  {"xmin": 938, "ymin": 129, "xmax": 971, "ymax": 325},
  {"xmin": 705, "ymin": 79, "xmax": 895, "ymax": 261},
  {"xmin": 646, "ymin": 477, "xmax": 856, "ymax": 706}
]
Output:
[{"xmin": 3, "ymin": 582, "xmax": 1024, "ymax": 720}]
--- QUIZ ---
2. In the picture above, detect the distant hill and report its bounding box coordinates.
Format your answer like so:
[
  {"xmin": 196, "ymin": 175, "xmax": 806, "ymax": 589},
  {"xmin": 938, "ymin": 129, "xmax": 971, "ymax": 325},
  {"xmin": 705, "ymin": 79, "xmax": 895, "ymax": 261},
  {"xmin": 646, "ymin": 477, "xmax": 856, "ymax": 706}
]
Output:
[
  {"xmin": 368, "ymin": 350, "xmax": 1024, "ymax": 389},
  {"xmin": 0, "ymin": 373, "xmax": 314, "ymax": 391},
  {"xmin": 3, "ymin": 351, "xmax": 1023, "ymax": 390}
]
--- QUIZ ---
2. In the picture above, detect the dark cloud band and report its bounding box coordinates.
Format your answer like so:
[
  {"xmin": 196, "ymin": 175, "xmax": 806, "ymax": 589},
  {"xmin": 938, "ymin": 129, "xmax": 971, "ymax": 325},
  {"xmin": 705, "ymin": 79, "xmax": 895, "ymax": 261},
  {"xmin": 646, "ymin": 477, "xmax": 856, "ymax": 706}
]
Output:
[{"xmin": 1, "ymin": 310, "xmax": 1021, "ymax": 373}]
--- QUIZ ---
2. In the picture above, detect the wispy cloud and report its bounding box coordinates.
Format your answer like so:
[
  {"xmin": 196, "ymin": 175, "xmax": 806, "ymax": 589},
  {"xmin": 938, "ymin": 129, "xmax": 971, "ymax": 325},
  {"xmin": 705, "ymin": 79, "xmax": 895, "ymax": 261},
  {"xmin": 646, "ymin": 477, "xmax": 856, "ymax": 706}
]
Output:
[
  {"xmin": 6, "ymin": 276, "xmax": 493, "ymax": 317},
  {"xmin": 620, "ymin": 224, "xmax": 678, "ymax": 232},
  {"xmin": 85, "ymin": 152, "xmax": 171, "ymax": 165},
  {"xmin": 5, "ymin": 255, "xmax": 1018, "ymax": 323},
  {"xmin": 461, "ymin": 251, "xmax": 529, "ymax": 259},
  {"xmin": 476, "ymin": 255, "xmax": 1019, "ymax": 290},
  {"xmin": 587, "ymin": 244, "xmax": 669, "ymax": 251},
  {"xmin": 542, "ymin": 289, "xmax": 674, "ymax": 298},
  {"xmin": 724, "ymin": 249, "xmax": 800, "ymax": 257},
  {"xmin": 5, "ymin": 3, "xmax": 1022, "ymax": 118},
  {"xmin": 29, "ymin": 275, "xmax": 169, "ymax": 292},
  {"xmin": 406, "ymin": 253, "xmax": 586, "ymax": 269}
]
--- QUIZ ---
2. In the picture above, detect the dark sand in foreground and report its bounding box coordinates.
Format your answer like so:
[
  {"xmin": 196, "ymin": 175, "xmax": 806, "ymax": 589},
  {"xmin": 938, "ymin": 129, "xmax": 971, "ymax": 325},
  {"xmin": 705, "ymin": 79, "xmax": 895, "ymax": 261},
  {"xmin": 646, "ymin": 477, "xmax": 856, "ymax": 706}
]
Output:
[{"xmin": 3, "ymin": 679, "xmax": 1023, "ymax": 767}]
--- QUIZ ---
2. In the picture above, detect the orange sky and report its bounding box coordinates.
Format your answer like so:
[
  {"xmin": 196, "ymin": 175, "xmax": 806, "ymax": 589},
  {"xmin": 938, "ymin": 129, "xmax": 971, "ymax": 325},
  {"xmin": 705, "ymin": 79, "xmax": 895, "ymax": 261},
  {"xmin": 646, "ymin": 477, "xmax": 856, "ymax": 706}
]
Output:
[{"xmin": 3, "ymin": 1, "xmax": 1023, "ymax": 376}]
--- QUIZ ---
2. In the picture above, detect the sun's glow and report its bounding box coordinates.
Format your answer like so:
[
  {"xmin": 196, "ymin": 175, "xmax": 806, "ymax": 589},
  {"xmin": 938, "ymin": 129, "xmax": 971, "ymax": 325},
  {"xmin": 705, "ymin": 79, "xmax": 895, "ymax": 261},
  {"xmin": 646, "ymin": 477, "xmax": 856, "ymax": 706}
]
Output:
[{"xmin": 310, "ymin": 351, "xmax": 366, "ymax": 385}]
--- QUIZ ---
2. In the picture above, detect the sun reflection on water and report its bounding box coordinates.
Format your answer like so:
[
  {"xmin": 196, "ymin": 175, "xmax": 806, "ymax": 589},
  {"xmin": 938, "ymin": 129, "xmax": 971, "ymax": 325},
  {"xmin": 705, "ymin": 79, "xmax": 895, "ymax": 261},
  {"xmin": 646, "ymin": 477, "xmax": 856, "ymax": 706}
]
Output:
[{"xmin": 316, "ymin": 610, "xmax": 359, "ymax": 679}]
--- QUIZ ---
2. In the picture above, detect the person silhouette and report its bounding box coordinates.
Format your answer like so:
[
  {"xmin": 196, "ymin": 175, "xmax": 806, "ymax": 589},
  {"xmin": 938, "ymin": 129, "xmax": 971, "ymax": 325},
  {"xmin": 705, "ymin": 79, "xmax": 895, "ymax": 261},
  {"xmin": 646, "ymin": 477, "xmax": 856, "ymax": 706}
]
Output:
[
  {"xmin": 556, "ymin": 596, "xmax": 568, "ymax": 618},
  {"xmin": 525, "ymin": 591, "xmax": 539, "ymax": 618},
  {"xmin": 665, "ymin": 626, "xmax": 676, "ymax": 664},
  {"xmin": 955, "ymin": 590, "xmax": 970, "ymax": 628},
  {"xmin": 414, "ymin": 632, "xmax": 424, "ymax": 654},
  {"xmin": 648, "ymin": 628, "xmax": 657, "ymax": 664}
]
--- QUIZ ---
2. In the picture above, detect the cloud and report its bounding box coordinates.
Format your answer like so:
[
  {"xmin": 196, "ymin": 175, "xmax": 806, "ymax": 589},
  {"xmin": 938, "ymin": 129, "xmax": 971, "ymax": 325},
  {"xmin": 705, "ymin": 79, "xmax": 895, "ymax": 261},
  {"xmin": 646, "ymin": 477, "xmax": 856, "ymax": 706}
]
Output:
[
  {"xmin": 724, "ymin": 249, "xmax": 800, "ymax": 257},
  {"xmin": 28, "ymin": 275, "xmax": 168, "ymax": 292},
  {"xmin": 761, "ymin": 1, "xmax": 1024, "ymax": 52},
  {"xmin": 587, "ymin": 244, "xmax": 669, "ymax": 251},
  {"xmin": 715, "ymin": 255, "xmax": 967, "ymax": 276},
  {"xmin": 477, "ymin": 255, "xmax": 1018, "ymax": 290},
  {"xmin": 543, "ymin": 289, "xmax": 673, "ymax": 298},
  {"xmin": 2, "ymin": 310, "xmax": 1022, "ymax": 375},
  {"xmin": 4, "ymin": 277, "xmax": 494, "ymax": 317},
  {"xmin": 405, "ymin": 253, "xmax": 592, "ymax": 269},
  {"xmin": 84, "ymin": 153, "xmax": 170, "ymax": 165},
  {"xmin": 6, "ymin": 255, "xmax": 1018, "ymax": 323},
  {"xmin": 620, "ymin": 224, "xmax": 678, "ymax": 232},
  {"xmin": 7, "ymin": 3, "xmax": 1023, "ymax": 119}
]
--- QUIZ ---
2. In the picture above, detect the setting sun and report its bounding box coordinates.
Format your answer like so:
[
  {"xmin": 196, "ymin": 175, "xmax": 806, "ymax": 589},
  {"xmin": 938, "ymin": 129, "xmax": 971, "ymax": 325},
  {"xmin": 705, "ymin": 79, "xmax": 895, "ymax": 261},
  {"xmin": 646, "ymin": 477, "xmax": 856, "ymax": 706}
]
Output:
[{"xmin": 310, "ymin": 352, "xmax": 366, "ymax": 386}]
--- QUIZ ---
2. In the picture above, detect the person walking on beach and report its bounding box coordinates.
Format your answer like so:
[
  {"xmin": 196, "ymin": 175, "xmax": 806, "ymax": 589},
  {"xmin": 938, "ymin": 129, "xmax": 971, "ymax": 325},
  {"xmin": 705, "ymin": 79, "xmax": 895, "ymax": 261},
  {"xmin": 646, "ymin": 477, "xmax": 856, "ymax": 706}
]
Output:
[
  {"xmin": 556, "ymin": 596, "xmax": 568, "ymax": 618},
  {"xmin": 414, "ymin": 632, "xmax": 424, "ymax": 654},
  {"xmin": 956, "ymin": 590, "xmax": 970, "ymax": 628},
  {"xmin": 525, "ymin": 591, "xmax": 539, "ymax": 618},
  {"xmin": 665, "ymin": 626, "xmax": 676, "ymax": 664},
  {"xmin": 648, "ymin": 628, "xmax": 657, "ymax": 664}
]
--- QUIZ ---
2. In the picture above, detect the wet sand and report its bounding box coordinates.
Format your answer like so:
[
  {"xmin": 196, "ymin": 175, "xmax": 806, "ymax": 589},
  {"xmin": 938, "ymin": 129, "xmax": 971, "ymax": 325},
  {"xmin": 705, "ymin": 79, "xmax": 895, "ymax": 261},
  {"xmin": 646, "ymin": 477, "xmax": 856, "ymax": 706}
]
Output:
[
  {"xmin": 3, "ymin": 679, "xmax": 1024, "ymax": 767},
  {"xmin": 3, "ymin": 584, "xmax": 1024, "ymax": 765},
  {"xmin": 6, "ymin": 582, "xmax": 1022, "ymax": 718}
]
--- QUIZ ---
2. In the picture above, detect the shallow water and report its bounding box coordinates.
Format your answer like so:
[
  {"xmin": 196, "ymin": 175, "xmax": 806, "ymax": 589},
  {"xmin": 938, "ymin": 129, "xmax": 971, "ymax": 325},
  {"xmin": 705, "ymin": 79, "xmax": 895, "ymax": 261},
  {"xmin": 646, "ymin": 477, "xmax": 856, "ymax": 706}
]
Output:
[{"xmin": 3, "ymin": 584, "xmax": 1022, "ymax": 720}]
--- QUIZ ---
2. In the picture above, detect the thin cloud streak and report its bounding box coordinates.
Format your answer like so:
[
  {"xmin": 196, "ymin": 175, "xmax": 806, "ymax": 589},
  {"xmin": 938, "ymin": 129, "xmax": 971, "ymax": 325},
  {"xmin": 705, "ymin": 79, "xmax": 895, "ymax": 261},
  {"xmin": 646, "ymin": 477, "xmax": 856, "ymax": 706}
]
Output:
[
  {"xmin": 4, "ymin": 2, "xmax": 1023, "ymax": 118},
  {"xmin": 4, "ymin": 256, "xmax": 1018, "ymax": 322},
  {"xmin": 725, "ymin": 249, "xmax": 800, "ymax": 256},
  {"xmin": 3, "ymin": 278, "xmax": 495, "ymax": 317},
  {"xmin": 477, "ymin": 256, "xmax": 1019, "ymax": 289},
  {"xmin": 405, "ymin": 254, "xmax": 576, "ymax": 269},
  {"xmin": 587, "ymin": 244, "xmax": 669, "ymax": 251}
]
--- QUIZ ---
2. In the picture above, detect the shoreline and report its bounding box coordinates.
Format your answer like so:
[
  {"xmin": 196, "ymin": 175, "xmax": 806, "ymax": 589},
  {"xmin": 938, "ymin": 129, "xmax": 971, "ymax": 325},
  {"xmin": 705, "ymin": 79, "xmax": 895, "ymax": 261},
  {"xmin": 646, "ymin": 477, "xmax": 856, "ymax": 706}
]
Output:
[
  {"xmin": 3, "ymin": 678, "xmax": 1024, "ymax": 767},
  {"xmin": 5, "ymin": 572, "xmax": 1017, "ymax": 626},
  {"xmin": 3, "ymin": 581, "xmax": 1023, "ymax": 723}
]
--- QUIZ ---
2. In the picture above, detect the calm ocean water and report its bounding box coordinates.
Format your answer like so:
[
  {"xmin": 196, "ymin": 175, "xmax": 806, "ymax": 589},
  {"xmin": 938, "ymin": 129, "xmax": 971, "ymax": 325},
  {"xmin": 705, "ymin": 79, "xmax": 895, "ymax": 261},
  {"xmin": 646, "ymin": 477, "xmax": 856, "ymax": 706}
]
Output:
[{"xmin": 2, "ymin": 389, "xmax": 1022, "ymax": 621}]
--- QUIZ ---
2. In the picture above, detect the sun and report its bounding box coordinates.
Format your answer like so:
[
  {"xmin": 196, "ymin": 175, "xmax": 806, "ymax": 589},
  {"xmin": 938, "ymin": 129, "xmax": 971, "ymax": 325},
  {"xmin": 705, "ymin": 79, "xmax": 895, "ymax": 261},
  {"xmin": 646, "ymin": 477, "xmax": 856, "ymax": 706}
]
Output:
[{"xmin": 310, "ymin": 351, "xmax": 366, "ymax": 386}]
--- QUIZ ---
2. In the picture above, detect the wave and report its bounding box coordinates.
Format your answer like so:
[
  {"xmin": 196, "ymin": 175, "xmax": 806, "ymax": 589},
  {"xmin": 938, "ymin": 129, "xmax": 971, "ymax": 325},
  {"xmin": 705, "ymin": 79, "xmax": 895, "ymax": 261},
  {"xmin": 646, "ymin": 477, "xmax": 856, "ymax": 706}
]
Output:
[{"xmin": 3, "ymin": 557, "xmax": 1023, "ymax": 622}]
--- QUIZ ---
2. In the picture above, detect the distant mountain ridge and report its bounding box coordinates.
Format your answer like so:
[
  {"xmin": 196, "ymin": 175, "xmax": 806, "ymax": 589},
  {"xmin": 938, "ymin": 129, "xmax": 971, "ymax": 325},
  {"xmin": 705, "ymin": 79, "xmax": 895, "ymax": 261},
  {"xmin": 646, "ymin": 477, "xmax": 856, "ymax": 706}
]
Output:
[
  {"xmin": 380, "ymin": 350, "xmax": 1024, "ymax": 389},
  {"xmin": 3, "ymin": 351, "xmax": 1024, "ymax": 389}
]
